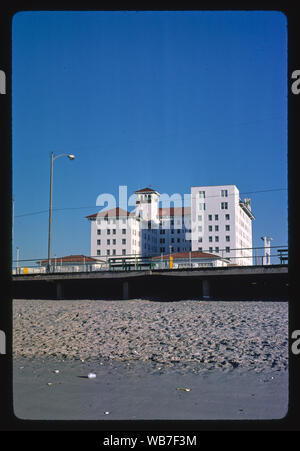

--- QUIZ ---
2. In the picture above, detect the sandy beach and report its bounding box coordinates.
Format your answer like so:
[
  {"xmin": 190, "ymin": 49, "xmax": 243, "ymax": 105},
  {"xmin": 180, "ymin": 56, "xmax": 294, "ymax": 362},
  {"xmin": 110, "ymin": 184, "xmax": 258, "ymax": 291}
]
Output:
[{"xmin": 13, "ymin": 299, "xmax": 289, "ymax": 420}]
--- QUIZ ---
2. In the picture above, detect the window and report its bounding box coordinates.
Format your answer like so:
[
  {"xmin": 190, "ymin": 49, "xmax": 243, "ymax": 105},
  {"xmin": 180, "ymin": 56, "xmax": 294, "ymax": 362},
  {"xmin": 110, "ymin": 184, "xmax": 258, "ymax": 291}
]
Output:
[
  {"xmin": 113, "ymin": 239, "xmax": 116, "ymax": 245},
  {"xmin": 177, "ymin": 229, "xmax": 181, "ymax": 233},
  {"xmin": 221, "ymin": 189, "xmax": 228, "ymax": 197},
  {"xmin": 215, "ymin": 225, "xmax": 219, "ymax": 231},
  {"xmin": 160, "ymin": 238, "xmax": 165, "ymax": 243},
  {"xmin": 226, "ymin": 224, "xmax": 230, "ymax": 231},
  {"xmin": 122, "ymin": 229, "xmax": 126, "ymax": 234},
  {"xmin": 107, "ymin": 249, "xmax": 110, "ymax": 256},
  {"xmin": 225, "ymin": 214, "xmax": 230, "ymax": 220},
  {"xmin": 226, "ymin": 235, "xmax": 230, "ymax": 242},
  {"xmin": 198, "ymin": 226, "xmax": 202, "ymax": 232},
  {"xmin": 215, "ymin": 236, "xmax": 219, "ymax": 242},
  {"xmin": 177, "ymin": 247, "xmax": 180, "ymax": 252},
  {"xmin": 160, "ymin": 247, "xmax": 165, "ymax": 253},
  {"xmin": 209, "ymin": 225, "xmax": 212, "ymax": 232},
  {"xmin": 177, "ymin": 238, "xmax": 180, "ymax": 243},
  {"xmin": 226, "ymin": 247, "xmax": 230, "ymax": 253},
  {"xmin": 97, "ymin": 239, "xmax": 101, "ymax": 245},
  {"xmin": 215, "ymin": 247, "xmax": 219, "ymax": 253},
  {"xmin": 208, "ymin": 215, "xmax": 212, "ymax": 221},
  {"xmin": 198, "ymin": 237, "xmax": 202, "ymax": 243},
  {"xmin": 198, "ymin": 215, "xmax": 202, "ymax": 221},
  {"xmin": 215, "ymin": 214, "xmax": 219, "ymax": 221},
  {"xmin": 160, "ymin": 229, "xmax": 165, "ymax": 234},
  {"xmin": 221, "ymin": 202, "xmax": 228, "ymax": 209},
  {"xmin": 97, "ymin": 250, "xmax": 101, "ymax": 256},
  {"xmin": 171, "ymin": 238, "xmax": 174, "ymax": 243},
  {"xmin": 199, "ymin": 190, "xmax": 206, "ymax": 198},
  {"xmin": 107, "ymin": 239, "xmax": 110, "ymax": 245},
  {"xmin": 198, "ymin": 247, "xmax": 202, "ymax": 252},
  {"xmin": 112, "ymin": 249, "xmax": 116, "ymax": 256},
  {"xmin": 107, "ymin": 229, "xmax": 111, "ymax": 234},
  {"xmin": 122, "ymin": 239, "xmax": 126, "ymax": 245},
  {"xmin": 209, "ymin": 247, "xmax": 213, "ymax": 253},
  {"xmin": 209, "ymin": 236, "xmax": 212, "ymax": 242},
  {"xmin": 171, "ymin": 229, "xmax": 174, "ymax": 234},
  {"xmin": 113, "ymin": 229, "xmax": 116, "ymax": 235},
  {"xmin": 97, "ymin": 229, "xmax": 101, "ymax": 235},
  {"xmin": 199, "ymin": 203, "xmax": 206, "ymax": 211},
  {"xmin": 122, "ymin": 249, "xmax": 126, "ymax": 256}
]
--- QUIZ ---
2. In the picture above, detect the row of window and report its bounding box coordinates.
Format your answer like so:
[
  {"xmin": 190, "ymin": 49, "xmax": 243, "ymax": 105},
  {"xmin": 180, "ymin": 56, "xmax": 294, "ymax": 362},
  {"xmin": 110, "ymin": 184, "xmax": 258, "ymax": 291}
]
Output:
[
  {"xmin": 97, "ymin": 229, "xmax": 127, "ymax": 235},
  {"xmin": 209, "ymin": 235, "xmax": 230, "ymax": 242},
  {"xmin": 198, "ymin": 224, "xmax": 230, "ymax": 232},
  {"xmin": 97, "ymin": 239, "xmax": 127, "ymax": 245},
  {"xmin": 198, "ymin": 246, "xmax": 230, "ymax": 253},
  {"xmin": 160, "ymin": 229, "xmax": 188, "ymax": 234},
  {"xmin": 160, "ymin": 237, "xmax": 184, "ymax": 244},
  {"xmin": 198, "ymin": 214, "xmax": 230, "ymax": 221},
  {"xmin": 97, "ymin": 249, "xmax": 127, "ymax": 256},
  {"xmin": 198, "ymin": 202, "xmax": 229, "ymax": 211},
  {"xmin": 198, "ymin": 189, "xmax": 228, "ymax": 198},
  {"xmin": 197, "ymin": 235, "xmax": 230, "ymax": 243},
  {"xmin": 159, "ymin": 247, "xmax": 187, "ymax": 253}
]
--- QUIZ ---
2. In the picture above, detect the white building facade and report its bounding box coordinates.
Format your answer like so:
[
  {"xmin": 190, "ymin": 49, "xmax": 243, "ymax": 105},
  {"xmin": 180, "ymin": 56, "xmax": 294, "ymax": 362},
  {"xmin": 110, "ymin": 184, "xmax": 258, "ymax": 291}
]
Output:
[
  {"xmin": 87, "ymin": 185, "xmax": 254, "ymax": 265},
  {"xmin": 191, "ymin": 185, "xmax": 254, "ymax": 266}
]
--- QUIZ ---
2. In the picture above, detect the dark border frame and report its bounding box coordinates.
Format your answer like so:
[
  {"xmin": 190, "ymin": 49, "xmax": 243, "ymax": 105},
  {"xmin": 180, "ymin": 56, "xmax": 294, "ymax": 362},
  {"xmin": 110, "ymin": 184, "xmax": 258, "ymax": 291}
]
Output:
[{"xmin": 1, "ymin": 3, "xmax": 299, "ymax": 435}]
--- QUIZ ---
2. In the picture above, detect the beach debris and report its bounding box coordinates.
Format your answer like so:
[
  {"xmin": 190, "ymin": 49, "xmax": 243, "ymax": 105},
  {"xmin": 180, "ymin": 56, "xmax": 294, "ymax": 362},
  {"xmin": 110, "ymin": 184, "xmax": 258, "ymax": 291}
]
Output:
[
  {"xmin": 53, "ymin": 369, "xmax": 60, "ymax": 374},
  {"xmin": 176, "ymin": 387, "xmax": 191, "ymax": 392},
  {"xmin": 104, "ymin": 411, "xmax": 110, "ymax": 415},
  {"xmin": 88, "ymin": 372, "xmax": 97, "ymax": 379},
  {"xmin": 47, "ymin": 382, "xmax": 53, "ymax": 386}
]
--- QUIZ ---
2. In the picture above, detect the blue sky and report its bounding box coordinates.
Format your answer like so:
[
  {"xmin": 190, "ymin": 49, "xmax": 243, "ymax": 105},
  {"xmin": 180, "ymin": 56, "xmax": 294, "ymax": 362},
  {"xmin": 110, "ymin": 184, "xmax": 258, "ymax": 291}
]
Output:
[{"xmin": 12, "ymin": 10, "xmax": 287, "ymax": 265}]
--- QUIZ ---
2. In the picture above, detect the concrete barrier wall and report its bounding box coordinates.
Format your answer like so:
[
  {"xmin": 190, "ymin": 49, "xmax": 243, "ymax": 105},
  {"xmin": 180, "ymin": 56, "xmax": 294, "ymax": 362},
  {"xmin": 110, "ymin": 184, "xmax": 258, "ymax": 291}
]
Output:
[{"xmin": 12, "ymin": 272, "xmax": 288, "ymax": 301}]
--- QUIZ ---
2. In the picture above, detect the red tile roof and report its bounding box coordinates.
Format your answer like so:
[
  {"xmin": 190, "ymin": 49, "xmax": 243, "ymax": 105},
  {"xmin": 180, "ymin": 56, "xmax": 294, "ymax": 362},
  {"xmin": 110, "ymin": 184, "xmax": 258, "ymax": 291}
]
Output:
[
  {"xmin": 152, "ymin": 251, "xmax": 221, "ymax": 260},
  {"xmin": 86, "ymin": 207, "xmax": 130, "ymax": 219},
  {"xmin": 86, "ymin": 206, "xmax": 191, "ymax": 219},
  {"xmin": 134, "ymin": 187, "xmax": 159, "ymax": 194},
  {"xmin": 38, "ymin": 254, "xmax": 100, "ymax": 265},
  {"xmin": 159, "ymin": 206, "xmax": 191, "ymax": 217}
]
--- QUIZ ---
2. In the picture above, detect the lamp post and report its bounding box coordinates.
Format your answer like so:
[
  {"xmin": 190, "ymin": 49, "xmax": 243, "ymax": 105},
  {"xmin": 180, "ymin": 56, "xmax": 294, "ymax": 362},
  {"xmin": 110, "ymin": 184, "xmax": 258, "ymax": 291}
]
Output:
[{"xmin": 47, "ymin": 152, "xmax": 75, "ymax": 273}]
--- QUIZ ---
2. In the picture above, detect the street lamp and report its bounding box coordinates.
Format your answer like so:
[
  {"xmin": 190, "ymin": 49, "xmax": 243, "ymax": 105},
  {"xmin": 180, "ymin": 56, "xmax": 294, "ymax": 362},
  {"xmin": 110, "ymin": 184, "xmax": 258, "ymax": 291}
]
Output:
[{"xmin": 47, "ymin": 152, "xmax": 75, "ymax": 273}]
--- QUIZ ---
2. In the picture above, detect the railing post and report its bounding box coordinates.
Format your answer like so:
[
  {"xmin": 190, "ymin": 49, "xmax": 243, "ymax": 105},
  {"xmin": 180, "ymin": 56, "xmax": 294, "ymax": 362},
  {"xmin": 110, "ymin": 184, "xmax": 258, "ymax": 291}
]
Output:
[
  {"xmin": 202, "ymin": 279, "xmax": 210, "ymax": 299},
  {"xmin": 122, "ymin": 281, "xmax": 129, "ymax": 300},
  {"xmin": 56, "ymin": 282, "xmax": 63, "ymax": 300}
]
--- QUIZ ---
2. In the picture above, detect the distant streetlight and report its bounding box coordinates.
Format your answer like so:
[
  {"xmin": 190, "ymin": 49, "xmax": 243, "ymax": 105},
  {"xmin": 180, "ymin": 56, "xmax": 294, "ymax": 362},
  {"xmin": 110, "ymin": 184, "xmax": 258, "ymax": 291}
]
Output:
[{"xmin": 47, "ymin": 152, "xmax": 75, "ymax": 273}]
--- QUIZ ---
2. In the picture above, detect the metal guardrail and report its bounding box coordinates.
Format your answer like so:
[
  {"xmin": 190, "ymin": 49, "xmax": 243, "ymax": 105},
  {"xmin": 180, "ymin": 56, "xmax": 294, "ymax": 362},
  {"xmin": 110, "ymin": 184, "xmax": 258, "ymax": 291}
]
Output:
[{"xmin": 12, "ymin": 246, "xmax": 288, "ymax": 275}]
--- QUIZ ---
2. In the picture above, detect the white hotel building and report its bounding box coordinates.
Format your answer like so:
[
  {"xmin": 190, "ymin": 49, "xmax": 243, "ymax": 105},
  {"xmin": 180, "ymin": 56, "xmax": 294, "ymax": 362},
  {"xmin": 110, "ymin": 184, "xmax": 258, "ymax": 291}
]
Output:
[
  {"xmin": 191, "ymin": 185, "xmax": 254, "ymax": 266},
  {"xmin": 87, "ymin": 185, "xmax": 254, "ymax": 266}
]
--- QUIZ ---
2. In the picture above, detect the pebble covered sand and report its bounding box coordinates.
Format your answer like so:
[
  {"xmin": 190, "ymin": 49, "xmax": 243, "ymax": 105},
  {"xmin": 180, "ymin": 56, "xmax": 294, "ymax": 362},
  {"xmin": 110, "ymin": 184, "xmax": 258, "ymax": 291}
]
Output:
[{"xmin": 13, "ymin": 299, "xmax": 288, "ymax": 374}]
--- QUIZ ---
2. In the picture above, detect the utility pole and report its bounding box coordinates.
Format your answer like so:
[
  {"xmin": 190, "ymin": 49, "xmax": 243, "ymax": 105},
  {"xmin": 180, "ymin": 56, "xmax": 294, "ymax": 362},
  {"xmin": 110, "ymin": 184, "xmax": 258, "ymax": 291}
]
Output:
[{"xmin": 16, "ymin": 246, "xmax": 20, "ymax": 274}]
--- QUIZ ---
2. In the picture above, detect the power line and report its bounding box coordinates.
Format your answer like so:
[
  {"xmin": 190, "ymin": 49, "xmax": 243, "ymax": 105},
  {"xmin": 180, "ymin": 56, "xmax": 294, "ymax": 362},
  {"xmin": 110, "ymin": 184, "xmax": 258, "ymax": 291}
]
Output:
[{"xmin": 14, "ymin": 187, "xmax": 287, "ymax": 219}]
